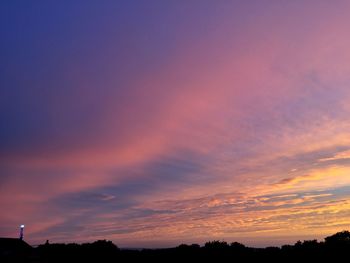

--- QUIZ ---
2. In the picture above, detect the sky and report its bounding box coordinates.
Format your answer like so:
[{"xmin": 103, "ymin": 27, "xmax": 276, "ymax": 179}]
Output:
[{"xmin": 1, "ymin": 0, "xmax": 350, "ymax": 248}]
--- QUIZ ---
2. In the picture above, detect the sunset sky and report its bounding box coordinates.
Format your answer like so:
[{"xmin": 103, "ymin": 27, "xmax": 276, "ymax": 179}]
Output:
[{"xmin": 1, "ymin": 0, "xmax": 350, "ymax": 247}]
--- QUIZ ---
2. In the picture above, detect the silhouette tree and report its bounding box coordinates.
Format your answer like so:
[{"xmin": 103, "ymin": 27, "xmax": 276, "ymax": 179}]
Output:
[
  {"xmin": 4, "ymin": 230, "xmax": 350, "ymax": 262},
  {"xmin": 204, "ymin": 240, "xmax": 229, "ymax": 249},
  {"xmin": 325, "ymin": 230, "xmax": 350, "ymax": 245}
]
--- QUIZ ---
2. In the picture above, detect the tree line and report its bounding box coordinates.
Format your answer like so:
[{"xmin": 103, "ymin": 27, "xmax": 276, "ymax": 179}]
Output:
[{"xmin": 2, "ymin": 230, "xmax": 350, "ymax": 262}]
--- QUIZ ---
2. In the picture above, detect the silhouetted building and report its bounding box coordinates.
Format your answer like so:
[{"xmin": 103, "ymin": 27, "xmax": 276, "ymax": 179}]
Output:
[{"xmin": 0, "ymin": 238, "xmax": 32, "ymax": 261}]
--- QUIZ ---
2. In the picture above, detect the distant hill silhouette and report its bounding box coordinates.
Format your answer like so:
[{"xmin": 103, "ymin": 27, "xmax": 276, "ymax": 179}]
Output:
[{"xmin": 1, "ymin": 231, "xmax": 350, "ymax": 262}]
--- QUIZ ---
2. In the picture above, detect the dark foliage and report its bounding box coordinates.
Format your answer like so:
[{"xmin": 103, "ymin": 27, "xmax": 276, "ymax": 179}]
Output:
[{"xmin": 1, "ymin": 231, "xmax": 350, "ymax": 262}]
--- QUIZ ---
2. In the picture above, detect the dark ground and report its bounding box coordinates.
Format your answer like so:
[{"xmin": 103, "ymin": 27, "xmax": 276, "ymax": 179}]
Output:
[{"xmin": 1, "ymin": 230, "xmax": 350, "ymax": 262}]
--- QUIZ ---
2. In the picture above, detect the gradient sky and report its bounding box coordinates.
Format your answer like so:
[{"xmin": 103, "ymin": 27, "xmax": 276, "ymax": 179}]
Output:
[{"xmin": 1, "ymin": 0, "xmax": 350, "ymax": 248}]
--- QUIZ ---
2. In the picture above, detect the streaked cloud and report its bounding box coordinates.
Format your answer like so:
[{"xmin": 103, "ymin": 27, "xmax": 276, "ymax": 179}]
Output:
[{"xmin": 1, "ymin": 1, "xmax": 350, "ymax": 247}]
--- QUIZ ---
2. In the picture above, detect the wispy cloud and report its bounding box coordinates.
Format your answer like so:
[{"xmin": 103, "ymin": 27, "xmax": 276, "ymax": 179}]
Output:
[{"xmin": 1, "ymin": 1, "xmax": 350, "ymax": 247}]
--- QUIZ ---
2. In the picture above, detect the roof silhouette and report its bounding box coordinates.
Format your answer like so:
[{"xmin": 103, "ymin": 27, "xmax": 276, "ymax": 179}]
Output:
[{"xmin": 0, "ymin": 238, "xmax": 32, "ymax": 259}]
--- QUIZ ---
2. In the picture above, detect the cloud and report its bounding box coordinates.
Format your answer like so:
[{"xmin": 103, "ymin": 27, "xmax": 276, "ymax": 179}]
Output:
[
  {"xmin": 319, "ymin": 149, "xmax": 350, "ymax": 162},
  {"xmin": 1, "ymin": 1, "xmax": 350, "ymax": 246}
]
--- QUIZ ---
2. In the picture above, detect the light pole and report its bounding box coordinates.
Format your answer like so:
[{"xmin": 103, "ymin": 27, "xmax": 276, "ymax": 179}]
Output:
[{"xmin": 19, "ymin": 225, "xmax": 24, "ymax": 240}]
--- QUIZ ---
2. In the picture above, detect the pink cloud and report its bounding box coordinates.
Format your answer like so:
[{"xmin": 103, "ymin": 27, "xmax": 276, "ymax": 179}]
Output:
[{"xmin": 2, "ymin": 1, "xmax": 350, "ymax": 246}]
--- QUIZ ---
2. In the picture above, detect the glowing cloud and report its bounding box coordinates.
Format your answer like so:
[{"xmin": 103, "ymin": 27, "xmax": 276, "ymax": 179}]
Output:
[{"xmin": 1, "ymin": 1, "xmax": 350, "ymax": 247}]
